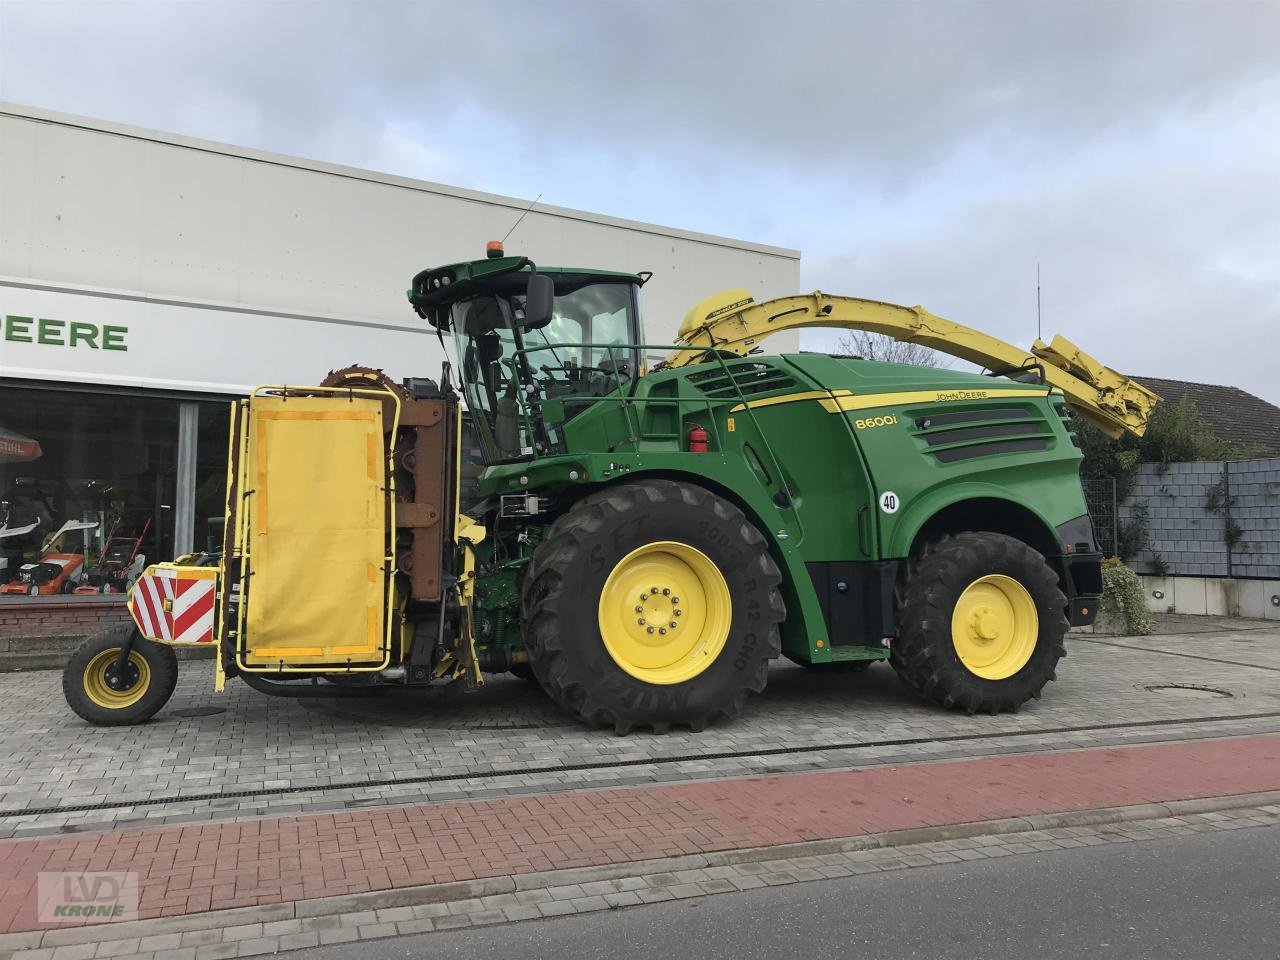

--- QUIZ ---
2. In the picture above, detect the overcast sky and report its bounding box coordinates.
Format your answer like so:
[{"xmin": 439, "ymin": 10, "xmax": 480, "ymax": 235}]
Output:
[{"xmin": 2, "ymin": 0, "xmax": 1277, "ymax": 401}]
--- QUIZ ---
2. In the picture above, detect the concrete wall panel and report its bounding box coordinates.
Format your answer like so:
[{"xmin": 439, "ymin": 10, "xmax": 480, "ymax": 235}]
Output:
[
  {"xmin": 1120, "ymin": 457, "xmax": 1280, "ymax": 580},
  {"xmin": 26, "ymin": 122, "xmax": 146, "ymax": 290},
  {"xmin": 1, "ymin": 106, "xmax": 800, "ymax": 364}
]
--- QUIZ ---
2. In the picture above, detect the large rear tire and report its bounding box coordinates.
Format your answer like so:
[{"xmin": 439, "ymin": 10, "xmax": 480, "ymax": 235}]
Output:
[
  {"xmin": 522, "ymin": 479, "xmax": 785, "ymax": 734},
  {"xmin": 63, "ymin": 626, "xmax": 179, "ymax": 726},
  {"xmin": 891, "ymin": 532, "xmax": 1067, "ymax": 714}
]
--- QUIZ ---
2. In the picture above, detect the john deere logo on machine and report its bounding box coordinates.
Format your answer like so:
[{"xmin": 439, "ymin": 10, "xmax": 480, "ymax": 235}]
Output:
[{"xmin": 879, "ymin": 491, "xmax": 900, "ymax": 514}]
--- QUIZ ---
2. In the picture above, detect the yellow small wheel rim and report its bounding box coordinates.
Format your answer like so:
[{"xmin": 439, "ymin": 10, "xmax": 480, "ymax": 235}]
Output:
[
  {"xmin": 598, "ymin": 541, "xmax": 732, "ymax": 685},
  {"xmin": 83, "ymin": 649, "xmax": 151, "ymax": 709},
  {"xmin": 951, "ymin": 574, "xmax": 1038, "ymax": 680}
]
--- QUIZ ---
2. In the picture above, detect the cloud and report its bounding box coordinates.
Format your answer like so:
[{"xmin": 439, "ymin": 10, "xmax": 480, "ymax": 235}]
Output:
[
  {"xmin": 801, "ymin": 78, "xmax": 1280, "ymax": 400},
  {"xmin": 2, "ymin": 0, "xmax": 1277, "ymax": 400},
  {"xmin": 6, "ymin": 1, "xmax": 1276, "ymax": 183}
]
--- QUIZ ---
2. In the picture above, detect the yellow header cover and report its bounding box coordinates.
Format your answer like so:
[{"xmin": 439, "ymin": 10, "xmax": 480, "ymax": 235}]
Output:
[{"xmin": 241, "ymin": 396, "xmax": 388, "ymax": 667}]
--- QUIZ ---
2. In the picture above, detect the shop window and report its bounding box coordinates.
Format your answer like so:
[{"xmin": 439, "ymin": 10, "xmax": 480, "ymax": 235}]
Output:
[{"xmin": 0, "ymin": 386, "xmax": 179, "ymax": 599}]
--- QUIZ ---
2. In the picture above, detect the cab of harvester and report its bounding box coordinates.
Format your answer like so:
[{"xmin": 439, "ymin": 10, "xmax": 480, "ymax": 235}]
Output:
[
  {"xmin": 408, "ymin": 250, "xmax": 646, "ymax": 466},
  {"xmin": 63, "ymin": 244, "xmax": 1158, "ymax": 734}
]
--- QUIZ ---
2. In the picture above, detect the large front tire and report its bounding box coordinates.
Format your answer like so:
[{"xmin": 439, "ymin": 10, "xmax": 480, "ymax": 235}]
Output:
[
  {"xmin": 523, "ymin": 480, "xmax": 785, "ymax": 734},
  {"xmin": 63, "ymin": 626, "xmax": 179, "ymax": 726},
  {"xmin": 892, "ymin": 532, "xmax": 1067, "ymax": 713}
]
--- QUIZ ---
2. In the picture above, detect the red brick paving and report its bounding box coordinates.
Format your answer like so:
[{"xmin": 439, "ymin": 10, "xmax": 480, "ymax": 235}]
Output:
[{"xmin": 2, "ymin": 733, "xmax": 1279, "ymax": 933}]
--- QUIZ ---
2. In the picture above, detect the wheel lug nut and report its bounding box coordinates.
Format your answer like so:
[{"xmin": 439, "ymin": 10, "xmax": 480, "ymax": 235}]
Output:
[
  {"xmin": 638, "ymin": 618, "xmax": 646, "ymax": 626},
  {"xmin": 669, "ymin": 621, "xmax": 677, "ymax": 629},
  {"xmin": 674, "ymin": 610, "xmax": 682, "ymax": 617},
  {"xmin": 635, "ymin": 605, "xmax": 643, "ymax": 613},
  {"xmin": 659, "ymin": 628, "xmax": 667, "ymax": 635},
  {"xmin": 640, "ymin": 593, "xmax": 648, "ymax": 601},
  {"xmin": 671, "ymin": 597, "xmax": 680, "ymax": 604},
  {"xmin": 647, "ymin": 627, "xmax": 655, "ymax": 634},
  {"xmin": 651, "ymin": 586, "xmax": 660, "ymax": 594},
  {"xmin": 662, "ymin": 588, "xmax": 670, "ymax": 596}
]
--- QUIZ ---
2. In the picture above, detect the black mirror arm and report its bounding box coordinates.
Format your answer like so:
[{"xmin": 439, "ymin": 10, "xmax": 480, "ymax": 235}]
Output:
[{"xmin": 508, "ymin": 326, "xmax": 553, "ymax": 454}]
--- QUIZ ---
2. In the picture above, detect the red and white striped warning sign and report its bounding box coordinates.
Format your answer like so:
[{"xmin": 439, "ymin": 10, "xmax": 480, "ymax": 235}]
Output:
[
  {"xmin": 131, "ymin": 571, "xmax": 173, "ymax": 640},
  {"xmin": 129, "ymin": 569, "xmax": 216, "ymax": 644}
]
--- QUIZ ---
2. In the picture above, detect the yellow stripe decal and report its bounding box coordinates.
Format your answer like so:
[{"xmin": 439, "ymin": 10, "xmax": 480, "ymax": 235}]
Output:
[
  {"xmin": 729, "ymin": 389, "xmax": 851, "ymax": 413},
  {"xmin": 729, "ymin": 386, "xmax": 1049, "ymax": 415},
  {"xmin": 819, "ymin": 388, "xmax": 1050, "ymax": 414}
]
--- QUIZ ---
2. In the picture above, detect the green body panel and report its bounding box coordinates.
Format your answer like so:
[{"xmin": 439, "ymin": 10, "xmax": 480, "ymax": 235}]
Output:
[
  {"xmin": 471, "ymin": 558, "xmax": 528, "ymax": 653},
  {"xmin": 416, "ymin": 254, "xmax": 1094, "ymax": 670},
  {"xmin": 779, "ymin": 355, "xmax": 1088, "ymax": 555},
  {"xmin": 474, "ymin": 353, "xmax": 1089, "ymax": 665}
]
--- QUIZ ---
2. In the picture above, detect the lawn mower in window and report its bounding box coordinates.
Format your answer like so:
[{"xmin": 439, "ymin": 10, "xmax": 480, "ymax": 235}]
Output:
[
  {"xmin": 0, "ymin": 519, "xmax": 99, "ymax": 596},
  {"xmin": 73, "ymin": 513, "xmax": 152, "ymax": 595},
  {"xmin": 0, "ymin": 502, "xmax": 40, "ymax": 585}
]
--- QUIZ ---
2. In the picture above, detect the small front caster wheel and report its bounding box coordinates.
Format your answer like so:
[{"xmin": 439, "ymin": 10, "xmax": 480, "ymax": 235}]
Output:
[{"xmin": 63, "ymin": 626, "xmax": 179, "ymax": 726}]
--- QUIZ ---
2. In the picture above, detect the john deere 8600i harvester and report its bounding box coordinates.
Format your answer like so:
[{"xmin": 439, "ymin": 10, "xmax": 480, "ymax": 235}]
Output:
[{"xmin": 63, "ymin": 246, "xmax": 1157, "ymax": 733}]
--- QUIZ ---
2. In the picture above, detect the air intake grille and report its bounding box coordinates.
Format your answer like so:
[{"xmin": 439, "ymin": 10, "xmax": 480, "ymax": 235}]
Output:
[
  {"xmin": 913, "ymin": 406, "xmax": 1051, "ymax": 463},
  {"xmin": 687, "ymin": 362, "xmax": 797, "ymax": 400}
]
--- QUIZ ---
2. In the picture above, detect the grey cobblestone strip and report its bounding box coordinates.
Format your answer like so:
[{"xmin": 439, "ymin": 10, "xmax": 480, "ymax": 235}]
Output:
[
  {"xmin": 4, "ymin": 792, "xmax": 1278, "ymax": 960},
  {"xmin": 1073, "ymin": 635, "xmax": 1280, "ymax": 672},
  {"xmin": 3, "ymin": 630, "xmax": 1280, "ymax": 838},
  {"xmin": 5, "ymin": 713, "xmax": 1280, "ymax": 840},
  {"xmin": 3, "ymin": 710, "xmax": 1277, "ymax": 824}
]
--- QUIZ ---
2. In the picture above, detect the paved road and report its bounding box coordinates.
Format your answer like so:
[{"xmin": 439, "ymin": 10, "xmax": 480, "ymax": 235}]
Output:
[
  {"xmin": 1, "ymin": 617, "xmax": 1278, "ymax": 836},
  {"xmin": 299, "ymin": 823, "xmax": 1280, "ymax": 960}
]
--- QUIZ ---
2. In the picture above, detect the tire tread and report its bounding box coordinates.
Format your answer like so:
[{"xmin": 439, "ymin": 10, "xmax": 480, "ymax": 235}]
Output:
[
  {"xmin": 891, "ymin": 532, "xmax": 1067, "ymax": 714},
  {"xmin": 522, "ymin": 479, "xmax": 783, "ymax": 733}
]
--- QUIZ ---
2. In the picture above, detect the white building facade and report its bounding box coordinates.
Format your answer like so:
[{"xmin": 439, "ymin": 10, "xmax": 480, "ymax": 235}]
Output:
[{"xmin": 0, "ymin": 103, "xmax": 800, "ymax": 582}]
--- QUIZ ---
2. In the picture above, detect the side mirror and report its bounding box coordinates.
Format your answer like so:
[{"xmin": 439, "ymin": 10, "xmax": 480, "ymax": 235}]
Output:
[{"xmin": 522, "ymin": 273, "xmax": 554, "ymax": 329}]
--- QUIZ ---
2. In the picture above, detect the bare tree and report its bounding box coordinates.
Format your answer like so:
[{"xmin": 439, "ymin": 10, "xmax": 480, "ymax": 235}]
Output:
[{"xmin": 834, "ymin": 331, "xmax": 949, "ymax": 368}]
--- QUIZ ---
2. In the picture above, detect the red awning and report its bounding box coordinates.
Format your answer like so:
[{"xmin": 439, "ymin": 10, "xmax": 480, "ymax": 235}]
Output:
[{"xmin": 0, "ymin": 426, "xmax": 42, "ymax": 463}]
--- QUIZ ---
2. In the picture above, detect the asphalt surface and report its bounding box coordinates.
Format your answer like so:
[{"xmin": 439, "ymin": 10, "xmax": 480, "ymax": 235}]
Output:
[{"xmin": 297, "ymin": 823, "xmax": 1280, "ymax": 960}]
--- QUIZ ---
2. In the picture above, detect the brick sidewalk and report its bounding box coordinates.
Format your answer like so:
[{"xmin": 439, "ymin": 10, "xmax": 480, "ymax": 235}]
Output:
[{"xmin": 2, "ymin": 733, "xmax": 1279, "ymax": 934}]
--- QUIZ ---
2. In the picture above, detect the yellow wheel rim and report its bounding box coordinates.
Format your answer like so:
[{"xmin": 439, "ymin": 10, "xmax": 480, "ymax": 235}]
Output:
[
  {"xmin": 950, "ymin": 574, "xmax": 1038, "ymax": 680},
  {"xmin": 597, "ymin": 541, "xmax": 732, "ymax": 685},
  {"xmin": 83, "ymin": 649, "xmax": 151, "ymax": 709}
]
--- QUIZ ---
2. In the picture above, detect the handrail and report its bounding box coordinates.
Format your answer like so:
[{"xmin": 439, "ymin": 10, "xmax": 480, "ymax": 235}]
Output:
[{"xmin": 489, "ymin": 342, "xmax": 805, "ymax": 540}]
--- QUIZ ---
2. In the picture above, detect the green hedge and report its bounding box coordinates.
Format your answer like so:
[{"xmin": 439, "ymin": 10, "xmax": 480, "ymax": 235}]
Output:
[{"xmin": 1099, "ymin": 561, "xmax": 1153, "ymax": 636}]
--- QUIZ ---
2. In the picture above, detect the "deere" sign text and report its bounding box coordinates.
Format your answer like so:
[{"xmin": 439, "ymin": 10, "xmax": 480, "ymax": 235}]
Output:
[{"xmin": 3, "ymin": 315, "xmax": 128, "ymax": 351}]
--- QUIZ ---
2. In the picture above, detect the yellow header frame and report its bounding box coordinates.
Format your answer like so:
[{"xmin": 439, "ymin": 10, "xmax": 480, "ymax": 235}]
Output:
[{"xmin": 228, "ymin": 384, "xmax": 401, "ymax": 674}]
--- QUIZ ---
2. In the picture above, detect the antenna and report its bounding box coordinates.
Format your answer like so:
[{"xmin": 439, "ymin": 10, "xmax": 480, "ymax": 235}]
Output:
[
  {"xmin": 502, "ymin": 192, "xmax": 543, "ymax": 245},
  {"xmin": 1036, "ymin": 261, "xmax": 1042, "ymax": 342}
]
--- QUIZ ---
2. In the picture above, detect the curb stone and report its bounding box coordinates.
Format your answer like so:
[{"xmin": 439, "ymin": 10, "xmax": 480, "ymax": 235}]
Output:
[{"xmin": 4, "ymin": 789, "xmax": 1280, "ymax": 959}]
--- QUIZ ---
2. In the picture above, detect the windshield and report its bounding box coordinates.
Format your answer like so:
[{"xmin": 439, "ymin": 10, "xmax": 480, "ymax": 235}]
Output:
[{"xmin": 449, "ymin": 279, "xmax": 637, "ymax": 462}]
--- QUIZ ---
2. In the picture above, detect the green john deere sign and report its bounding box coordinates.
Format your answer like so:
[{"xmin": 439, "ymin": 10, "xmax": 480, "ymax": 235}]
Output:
[{"xmin": 2, "ymin": 315, "xmax": 128, "ymax": 351}]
